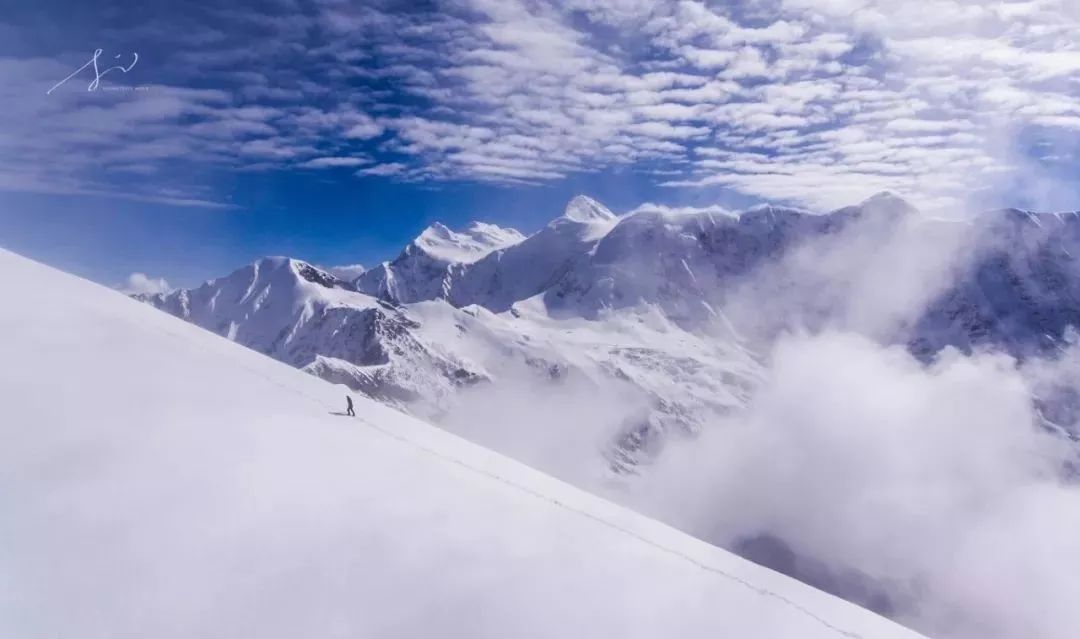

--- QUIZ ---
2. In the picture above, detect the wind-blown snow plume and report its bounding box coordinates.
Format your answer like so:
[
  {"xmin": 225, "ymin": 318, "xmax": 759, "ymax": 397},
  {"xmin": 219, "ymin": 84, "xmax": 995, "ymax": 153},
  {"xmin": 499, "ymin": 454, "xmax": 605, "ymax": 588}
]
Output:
[{"xmin": 117, "ymin": 272, "xmax": 172, "ymax": 296}]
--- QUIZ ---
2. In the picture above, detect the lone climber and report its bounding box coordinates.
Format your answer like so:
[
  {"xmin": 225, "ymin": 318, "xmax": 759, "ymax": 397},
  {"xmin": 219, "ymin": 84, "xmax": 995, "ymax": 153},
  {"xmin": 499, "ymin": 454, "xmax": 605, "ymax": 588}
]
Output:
[{"xmin": 345, "ymin": 395, "xmax": 355, "ymax": 417}]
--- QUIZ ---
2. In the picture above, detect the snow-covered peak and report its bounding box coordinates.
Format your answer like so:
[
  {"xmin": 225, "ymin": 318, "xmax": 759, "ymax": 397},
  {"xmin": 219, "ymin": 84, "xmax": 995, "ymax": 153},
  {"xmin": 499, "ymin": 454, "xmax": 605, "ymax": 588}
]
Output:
[
  {"xmin": 237, "ymin": 257, "xmax": 357, "ymax": 293},
  {"xmin": 465, "ymin": 221, "xmax": 526, "ymax": 247},
  {"xmin": 544, "ymin": 195, "xmax": 620, "ymax": 244},
  {"xmin": 854, "ymin": 191, "xmax": 918, "ymax": 217},
  {"xmin": 143, "ymin": 256, "xmax": 377, "ymax": 351},
  {"xmin": 413, "ymin": 221, "xmax": 525, "ymax": 264},
  {"xmin": 560, "ymin": 194, "xmax": 618, "ymax": 224}
]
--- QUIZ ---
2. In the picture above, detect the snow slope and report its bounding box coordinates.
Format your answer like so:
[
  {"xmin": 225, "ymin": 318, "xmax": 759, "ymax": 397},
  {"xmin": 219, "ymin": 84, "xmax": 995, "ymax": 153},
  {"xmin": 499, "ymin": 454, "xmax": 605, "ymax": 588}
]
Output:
[{"xmin": 0, "ymin": 248, "xmax": 925, "ymax": 639}]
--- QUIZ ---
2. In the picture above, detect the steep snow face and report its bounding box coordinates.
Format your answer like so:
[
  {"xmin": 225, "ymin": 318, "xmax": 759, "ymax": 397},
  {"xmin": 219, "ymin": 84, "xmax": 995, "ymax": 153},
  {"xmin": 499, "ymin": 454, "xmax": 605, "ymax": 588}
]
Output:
[
  {"xmin": 542, "ymin": 198, "xmax": 874, "ymax": 325},
  {"xmin": 448, "ymin": 196, "xmax": 619, "ymax": 311},
  {"xmin": 414, "ymin": 221, "xmax": 526, "ymax": 263},
  {"xmin": 541, "ymin": 193, "xmax": 1080, "ymax": 358},
  {"xmin": 356, "ymin": 196, "xmax": 618, "ymax": 311},
  {"xmin": 0, "ymin": 248, "xmax": 927, "ymax": 639},
  {"xmin": 355, "ymin": 243, "xmax": 460, "ymax": 305},
  {"xmin": 562, "ymin": 194, "xmax": 619, "ymax": 226},
  {"xmin": 143, "ymin": 256, "xmax": 359, "ymax": 315},
  {"xmin": 543, "ymin": 206, "xmax": 732, "ymax": 323},
  {"xmin": 356, "ymin": 221, "xmax": 524, "ymax": 304},
  {"xmin": 141, "ymin": 256, "xmax": 376, "ymax": 363},
  {"xmin": 141, "ymin": 258, "xmax": 485, "ymax": 405}
]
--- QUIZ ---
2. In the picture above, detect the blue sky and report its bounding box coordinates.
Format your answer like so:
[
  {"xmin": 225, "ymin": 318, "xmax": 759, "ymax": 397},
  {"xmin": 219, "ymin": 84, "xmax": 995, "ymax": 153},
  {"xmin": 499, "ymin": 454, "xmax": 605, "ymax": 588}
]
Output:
[{"xmin": 1, "ymin": 0, "xmax": 1078, "ymax": 290}]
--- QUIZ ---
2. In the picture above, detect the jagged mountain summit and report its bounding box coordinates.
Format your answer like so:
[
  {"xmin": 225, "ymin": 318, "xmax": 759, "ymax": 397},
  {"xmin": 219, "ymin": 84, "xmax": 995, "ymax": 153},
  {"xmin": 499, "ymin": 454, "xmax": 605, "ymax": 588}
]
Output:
[
  {"xmin": 413, "ymin": 221, "xmax": 526, "ymax": 263},
  {"xmin": 357, "ymin": 195, "xmax": 618, "ymax": 310},
  {"xmin": 359, "ymin": 192, "xmax": 917, "ymax": 321},
  {"xmin": 356, "ymin": 219, "xmax": 525, "ymax": 304},
  {"xmin": 445, "ymin": 194, "xmax": 620, "ymax": 311},
  {"xmin": 2, "ymin": 248, "xmax": 927, "ymax": 639},
  {"xmin": 140, "ymin": 256, "xmax": 488, "ymax": 407},
  {"xmin": 562, "ymin": 193, "xmax": 621, "ymax": 224}
]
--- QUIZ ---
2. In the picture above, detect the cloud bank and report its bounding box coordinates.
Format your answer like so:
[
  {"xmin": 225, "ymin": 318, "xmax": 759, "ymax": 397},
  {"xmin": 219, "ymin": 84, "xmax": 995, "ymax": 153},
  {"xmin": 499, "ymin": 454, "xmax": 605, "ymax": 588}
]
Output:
[{"xmin": 632, "ymin": 332, "xmax": 1080, "ymax": 639}]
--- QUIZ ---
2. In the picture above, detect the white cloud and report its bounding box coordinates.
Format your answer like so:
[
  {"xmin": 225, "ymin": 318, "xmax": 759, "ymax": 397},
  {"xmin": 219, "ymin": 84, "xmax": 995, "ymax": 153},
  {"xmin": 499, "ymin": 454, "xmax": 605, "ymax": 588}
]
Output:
[
  {"xmin": 117, "ymin": 273, "xmax": 172, "ymax": 296},
  {"xmin": 355, "ymin": 162, "xmax": 407, "ymax": 176},
  {"xmin": 634, "ymin": 330, "xmax": 1080, "ymax": 639},
  {"xmin": 297, "ymin": 156, "xmax": 371, "ymax": 169},
  {"xmin": 343, "ymin": 117, "xmax": 385, "ymax": 139},
  {"xmin": 612, "ymin": 208, "xmax": 1080, "ymax": 638},
  {"xmin": 324, "ymin": 264, "xmax": 366, "ymax": 281}
]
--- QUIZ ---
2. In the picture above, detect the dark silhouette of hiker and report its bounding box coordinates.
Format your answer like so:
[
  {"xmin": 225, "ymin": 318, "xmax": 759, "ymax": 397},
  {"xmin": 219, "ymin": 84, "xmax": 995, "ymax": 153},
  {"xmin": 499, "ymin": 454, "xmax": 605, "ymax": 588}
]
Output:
[{"xmin": 345, "ymin": 395, "xmax": 355, "ymax": 417}]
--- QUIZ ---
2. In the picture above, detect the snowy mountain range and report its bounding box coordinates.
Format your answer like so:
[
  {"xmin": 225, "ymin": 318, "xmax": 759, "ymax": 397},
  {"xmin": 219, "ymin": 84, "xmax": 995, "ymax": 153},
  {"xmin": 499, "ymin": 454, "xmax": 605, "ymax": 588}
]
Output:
[
  {"xmin": 138, "ymin": 193, "xmax": 1080, "ymax": 470},
  {"xmin": 138, "ymin": 251, "xmax": 761, "ymax": 473},
  {"xmin": 357, "ymin": 195, "xmax": 618, "ymax": 311}
]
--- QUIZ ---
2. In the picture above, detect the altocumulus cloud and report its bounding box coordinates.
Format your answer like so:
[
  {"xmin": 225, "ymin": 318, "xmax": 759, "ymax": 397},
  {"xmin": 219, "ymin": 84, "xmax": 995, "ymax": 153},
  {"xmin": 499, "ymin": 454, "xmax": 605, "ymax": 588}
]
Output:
[{"xmin": 2, "ymin": 0, "xmax": 1078, "ymax": 210}]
